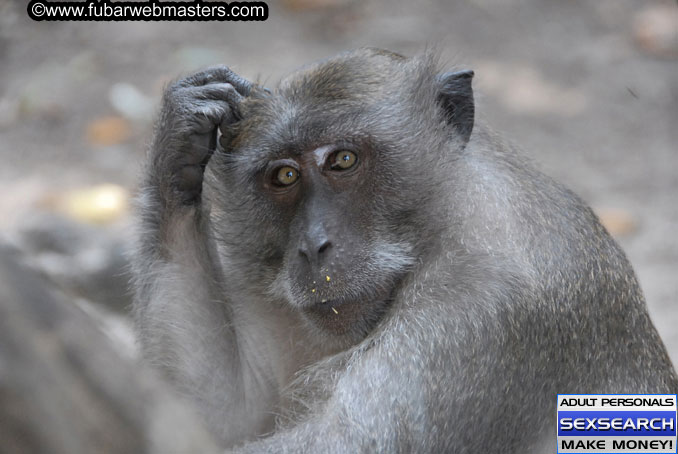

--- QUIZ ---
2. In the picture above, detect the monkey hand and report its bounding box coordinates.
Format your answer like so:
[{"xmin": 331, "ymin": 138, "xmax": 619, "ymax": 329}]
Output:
[{"xmin": 151, "ymin": 66, "xmax": 252, "ymax": 205}]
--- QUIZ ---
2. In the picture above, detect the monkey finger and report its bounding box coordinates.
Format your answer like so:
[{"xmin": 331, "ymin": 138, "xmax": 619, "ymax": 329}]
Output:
[
  {"xmin": 179, "ymin": 65, "xmax": 252, "ymax": 97},
  {"xmin": 191, "ymin": 83, "xmax": 244, "ymax": 104},
  {"xmin": 186, "ymin": 131, "xmax": 217, "ymax": 166},
  {"xmin": 177, "ymin": 83, "xmax": 244, "ymax": 124},
  {"xmin": 186, "ymin": 101, "xmax": 235, "ymax": 135}
]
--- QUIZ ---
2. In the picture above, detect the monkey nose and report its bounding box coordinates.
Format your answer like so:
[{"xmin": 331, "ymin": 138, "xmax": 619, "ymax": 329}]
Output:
[{"xmin": 298, "ymin": 238, "xmax": 332, "ymax": 267}]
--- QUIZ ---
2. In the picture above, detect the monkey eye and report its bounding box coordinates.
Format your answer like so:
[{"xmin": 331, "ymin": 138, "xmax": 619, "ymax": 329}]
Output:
[
  {"xmin": 274, "ymin": 165, "xmax": 300, "ymax": 186},
  {"xmin": 330, "ymin": 150, "xmax": 357, "ymax": 171}
]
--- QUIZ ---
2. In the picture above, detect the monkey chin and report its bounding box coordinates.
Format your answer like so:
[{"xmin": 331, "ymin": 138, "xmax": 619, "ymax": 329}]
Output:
[
  {"xmin": 291, "ymin": 268, "xmax": 408, "ymax": 345},
  {"xmin": 302, "ymin": 294, "xmax": 393, "ymax": 344}
]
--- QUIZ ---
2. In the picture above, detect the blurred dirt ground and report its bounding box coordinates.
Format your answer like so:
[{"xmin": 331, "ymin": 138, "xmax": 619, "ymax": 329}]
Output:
[{"xmin": 0, "ymin": 0, "xmax": 676, "ymax": 364}]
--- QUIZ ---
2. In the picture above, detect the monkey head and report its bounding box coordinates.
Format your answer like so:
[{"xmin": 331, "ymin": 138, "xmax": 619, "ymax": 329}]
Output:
[{"xmin": 208, "ymin": 49, "xmax": 474, "ymax": 344}]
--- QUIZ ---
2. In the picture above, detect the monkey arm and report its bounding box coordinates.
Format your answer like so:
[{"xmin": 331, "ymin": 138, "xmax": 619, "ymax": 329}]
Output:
[
  {"xmin": 133, "ymin": 200, "xmax": 273, "ymax": 445},
  {"xmin": 132, "ymin": 68, "xmax": 280, "ymax": 445}
]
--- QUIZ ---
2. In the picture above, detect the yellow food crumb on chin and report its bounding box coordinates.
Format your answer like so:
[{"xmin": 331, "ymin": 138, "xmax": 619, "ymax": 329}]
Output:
[
  {"xmin": 325, "ymin": 275, "xmax": 331, "ymax": 282},
  {"xmin": 331, "ymin": 307, "xmax": 339, "ymax": 315},
  {"xmin": 311, "ymin": 288, "xmax": 316, "ymax": 293}
]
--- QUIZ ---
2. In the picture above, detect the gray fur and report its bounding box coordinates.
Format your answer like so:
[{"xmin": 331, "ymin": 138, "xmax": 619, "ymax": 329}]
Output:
[{"xmin": 132, "ymin": 49, "xmax": 678, "ymax": 453}]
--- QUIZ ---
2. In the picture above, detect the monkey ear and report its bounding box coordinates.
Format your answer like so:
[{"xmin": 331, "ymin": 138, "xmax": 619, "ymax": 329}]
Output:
[{"xmin": 436, "ymin": 70, "xmax": 475, "ymax": 144}]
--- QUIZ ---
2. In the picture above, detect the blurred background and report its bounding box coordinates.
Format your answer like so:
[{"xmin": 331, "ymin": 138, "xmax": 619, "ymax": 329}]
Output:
[{"xmin": 0, "ymin": 0, "xmax": 676, "ymax": 365}]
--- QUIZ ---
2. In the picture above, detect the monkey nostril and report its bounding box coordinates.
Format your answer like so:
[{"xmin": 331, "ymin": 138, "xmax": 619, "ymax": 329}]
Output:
[
  {"xmin": 299, "ymin": 240, "xmax": 331, "ymax": 265},
  {"xmin": 317, "ymin": 241, "xmax": 331, "ymax": 255}
]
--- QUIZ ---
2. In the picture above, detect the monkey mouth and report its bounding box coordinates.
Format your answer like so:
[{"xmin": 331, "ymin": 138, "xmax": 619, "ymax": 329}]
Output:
[
  {"xmin": 304, "ymin": 297, "xmax": 367, "ymax": 333},
  {"xmin": 295, "ymin": 274, "xmax": 402, "ymax": 335},
  {"xmin": 309, "ymin": 298, "xmax": 351, "ymax": 316},
  {"xmin": 302, "ymin": 294, "xmax": 394, "ymax": 339}
]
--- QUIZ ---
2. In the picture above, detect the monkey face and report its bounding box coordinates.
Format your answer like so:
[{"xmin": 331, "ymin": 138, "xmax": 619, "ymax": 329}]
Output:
[
  {"xmin": 210, "ymin": 125, "xmax": 417, "ymax": 342},
  {"xmin": 268, "ymin": 142, "xmax": 416, "ymax": 338},
  {"xmin": 207, "ymin": 49, "xmax": 472, "ymax": 342}
]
